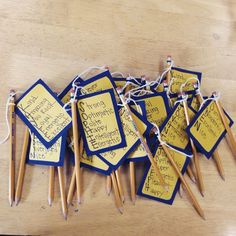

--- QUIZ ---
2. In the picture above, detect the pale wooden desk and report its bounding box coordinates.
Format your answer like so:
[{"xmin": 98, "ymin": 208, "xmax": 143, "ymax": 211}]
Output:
[{"xmin": 0, "ymin": 1, "xmax": 236, "ymax": 235}]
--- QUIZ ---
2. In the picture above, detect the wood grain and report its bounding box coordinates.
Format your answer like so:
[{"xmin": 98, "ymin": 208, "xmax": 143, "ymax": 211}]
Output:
[{"xmin": 0, "ymin": 1, "xmax": 236, "ymax": 235}]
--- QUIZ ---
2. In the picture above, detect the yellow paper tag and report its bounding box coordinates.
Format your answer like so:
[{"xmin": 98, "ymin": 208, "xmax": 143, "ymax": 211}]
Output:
[
  {"xmin": 77, "ymin": 91, "xmax": 123, "ymax": 154},
  {"xmin": 137, "ymin": 96, "xmax": 168, "ymax": 127},
  {"xmin": 29, "ymin": 133, "xmax": 62, "ymax": 163},
  {"xmin": 170, "ymin": 68, "xmax": 200, "ymax": 93},
  {"xmin": 189, "ymin": 101, "xmax": 231, "ymax": 152},
  {"xmin": 17, "ymin": 82, "xmax": 71, "ymax": 144},
  {"xmin": 161, "ymin": 104, "xmax": 190, "ymax": 150},
  {"xmin": 140, "ymin": 146, "xmax": 187, "ymax": 202},
  {"xmin": 99, "ymin": 107, "xmax": 140, "ymax": 166},
  {"xmin": 128, "ymin": 142, "xmax": 147, "ymax": 160}
]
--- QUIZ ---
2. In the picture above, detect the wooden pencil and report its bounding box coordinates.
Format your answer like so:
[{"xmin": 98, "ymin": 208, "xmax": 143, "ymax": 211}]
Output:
[
  {"xmin": 106, "ymin": 176, "xmax": 112, "ymax": 195},
  {"xmin": 214, "ymin": 95, "xmax": 236, "ymax": 155},
  {"xmin": 71, "ymin": 90, "xmax": 82, "ymax": 204},
  {"xmin": 183, "ymin": 98, "xmax": 204, "ymax": 196},
  {"xmin": 161, "ymin": 144, "xmax": 205, "ymax": 219},
  {"xmin": 115, "ymin": 168, "xmax": 125, "ymax": 203},
  {"xmin": 166, "ymin": 56, "xmax": 172, "ymax": 85},
  {"xmin": 9, "ymin": 91, "xmax": 16, "ymax": 206},
  {"xmin": 48, "ymin": 166, "xmax": 55, "ymax": 206},
  {"xmin": 186, "ymin": 165, "xmax": 196, "ymax": 183},
  {"xmin": 67, "ymin": 167, "xmax": 76, "ymax": 205},
  {"xmin": 15, "ymin": 128, "xmax": 30, "ymax": 205},
  {"xmin": 57, "ymin": 166, "xmax": 68, "ymax": 220},
  {"xmin": 129, "ymin": 162, "xmax": 136, "ymax": 204},
  {"xmin": 195, "ymin": 90, "xmax": 225, "ymax": 180},
  {"xmin": 119, "ymin": 93, "xmax": 168, "ymax": 190},
  {"xmin": 110, "ymin": 172, "xmax": 123, "ymax": 214}
]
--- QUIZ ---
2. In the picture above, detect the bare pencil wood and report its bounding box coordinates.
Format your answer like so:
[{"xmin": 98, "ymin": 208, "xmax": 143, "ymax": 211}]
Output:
[
  {"xmin": 58, "ymin": 166, "xmax": 68, "ymax": 220},
  {"xmin": 67, "ymin": 168, "xmax": 76, "ymax": 205},
  {"xmin": 48, "ymin": 166, "xmax": 55, "ymax": 206},
  {"xmin": 9, "ymin": 91, "xmax": 16, "ymax": 206},
  {"xmin": 106, "ymin": 176, "xmax": 112, "ymax": 195},
  {"xmin": 15, "ymin": 128, "xmax": 30, "ymax": 205}
]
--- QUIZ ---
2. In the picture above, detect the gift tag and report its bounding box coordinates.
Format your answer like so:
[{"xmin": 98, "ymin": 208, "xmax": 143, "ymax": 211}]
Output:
[
  {"xmin": 135, "ymin": 92, "xmax": 171, "ymax": 127},
  {"xmin": 137, "ymin": 145, "xmax": 189, "ymax": 204},
  {"xmin": 170, "ymin": 67, "xmax": 202, "ymax": 94},
  {"xmin": 77, "ymin": 89, "xmax": 126, "ymax": 155},
  {"xmin": 160, "ymin": 102, "xmax": 195, "ymax": 154},
  {"xmin": 16, "ymin": 79, "xmax": 72, "ymax": 148},
  {"xmin": 127, "ymin": 142, "xmax": 148, "ymax": 162},
  {"xmin": 27, "ymin": 132, "xmax": 66, "ymax": 166},
  {"xmin": 97, "ymin": 107, "xmax": 145, "ymax": 169},
  {"xmin": 186, "ymin": 100, "xmax": 234, "ymax": 158}
]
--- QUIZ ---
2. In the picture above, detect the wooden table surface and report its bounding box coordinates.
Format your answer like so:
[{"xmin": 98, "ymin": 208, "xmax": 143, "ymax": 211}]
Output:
[{"xmin": 1, "ymin": 1, "xmax": 236, "ymax": 235}]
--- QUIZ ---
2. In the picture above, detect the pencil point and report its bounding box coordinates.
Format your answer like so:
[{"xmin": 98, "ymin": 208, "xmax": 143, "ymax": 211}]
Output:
[
  {"xmin": 78, "ymin": 198, "xmax": 81, "ymax": 204},
  {"xmin": 201, "ymin": 213, "xmax": 206, "ymax": 220},
  {"xmin": 221, "ymin": 174, "xmax": 225, "ymax": 181},
  {"xmin": 48, "ymin": 198, "xmax": 52, "ymax": 206},
  {"xmin": 118, "ymin": 207, "xmax": 124, "ymax": 214},
  {"xmin": 191, "ymin": 176, "xmax": 196, "ymax": 183},
  {"xmin": 132, "ymin": 199, "xmax": 136, "ymax": 205},
  {"xmin": 200, "ymin": 191, "xmax": 205, "ymax": 197},
  {"xmin": 15, "ymin": 198, "xmax": 20, "ymax": 206},
  {"xmin": 64, "ymin": 213, "xmax": 68, "ymax": 220},
  {"xmin": 67, "ymin": 200, "xmax": 71, "ymax": 206},
  {"xmin": 121, "ymin": 196, "xmax": 125, "ymax": 203},
  {"xmin": 106, "ymin": 187, "xmax": 112, "ymax": 196}
]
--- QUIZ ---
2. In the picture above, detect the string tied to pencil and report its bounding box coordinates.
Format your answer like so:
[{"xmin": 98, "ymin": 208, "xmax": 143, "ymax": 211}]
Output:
[
  {"xmin": 0, "ymin": 90, "xmax": 23, "ymax": 145},
  {"xmin": 151, "ymin": 123, "xmax": 193, "ymax": 158}
]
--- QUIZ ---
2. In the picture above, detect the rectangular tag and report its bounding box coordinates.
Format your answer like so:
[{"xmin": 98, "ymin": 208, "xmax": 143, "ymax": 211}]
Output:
[
  {"xmin": 16, "ymin": 79, "xmax": 72, "ymax": 148},
  {"xmin": 77, "ymin": 89, "xmax": 126, "ymax": 155},
  {"xmin": 137, "ymin": 146, "xmax": 189, "ymax": 204},
  {"xmin": 186, "ymin": 100, "xmax": 234, "ymax": 158},
  {"xmin": 27, "ymin": 132, "xmax": 66, "ymax": 166}
]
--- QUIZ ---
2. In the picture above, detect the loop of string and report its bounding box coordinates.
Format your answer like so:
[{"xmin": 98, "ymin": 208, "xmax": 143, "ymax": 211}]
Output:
[
  {"xmin": 0, "ymin": 91, "xmax": 24, "ymax": 144},
  {"xmin": 198, "ymin": 92, "xmax": 220, "ymax": 111},
  {"xmin": 174, "ymin": 94, "xmax": 188, "ymax": 106},
  {"xmin": 111, "ymin": 71, "xmax": 125, "ymax": 78},
  {"xmin": 152, "ymin": 123, "xmax": 193, "ymax": 158}
]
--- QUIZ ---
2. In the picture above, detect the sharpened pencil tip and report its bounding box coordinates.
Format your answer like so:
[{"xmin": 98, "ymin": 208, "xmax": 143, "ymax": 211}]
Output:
[
  {"xmin": 221, "ymin": 174, "xmax": 225, "ymax": 181},
  {"xmin": 48, "ymin": 198, "xmax": 52, "ymax": 206},
  {"xmin": 132, "ymin": 199, "xmax": 136, "ymax": 205},
  {"xmin": 64, "ymin": 213, "xmax": 68, "ymax": 220},
  {"xmin": 118, "ymin": 207, "xmax": 124, "ymax": 214},
  {"xmin": 121, "ymin": 196, "xmax": 125, "ymax": 204},
  {"xmin": 106, "ymin": 188, "xmax": 112, "ymax": 196},
  {"xmin": 15, "ymin": 198, "xmax": 20, "ymax": 206},
  {"xmin": 200, "ymin": 191, "xmax": 205, "ymax": 197},
  {"xmin": 67, "ymin": 200, "xmax": 71, "ymax": 206},
  {"xmin": 9, "ymin": 199, "xmax": 13, "ymax": 207},
  {"xmin": 78, "ymin": 198, "xmax": 81, "ymax": 205},
  {"xmin": 191, "ymin": 176, "xmax": 196, "ymax": 184},
  {"xmin": 201, "ymin": 213, "xmax": 206, "ymax": 220}
]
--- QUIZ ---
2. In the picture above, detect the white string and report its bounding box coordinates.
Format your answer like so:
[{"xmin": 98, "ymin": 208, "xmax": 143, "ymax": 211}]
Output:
[
  {"xmin": 174, "ymin": 94, "xmax": 188, "ymax": 106},
  {"xmin": 0, "ymin": 91, "xmax": 24, "ymax": 144},
  {"xmin": 179, "ymin": 77, "xmax": 201, "ymax": 94},
  {"xmin": 127, "ymin": 75, "xmax": 142, "ymax": 85},
  {"xmin": 152, "ymin": 123, "xmax": 193, "ymax": 158},
  {"xmin": 198, "ymin": 92, "xmax": 220, "ymax": 111},
  {"xmin": 111, "ymin": 71, "xmax": 125, "ymax": 78}
]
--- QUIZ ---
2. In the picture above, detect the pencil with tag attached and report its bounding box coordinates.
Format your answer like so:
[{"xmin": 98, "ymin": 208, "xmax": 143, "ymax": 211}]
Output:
[
  {"xmin": 124, "ymin": 82, "xmax": 136, "ymax": 203},
  {"xmin": 111, "ymin": 171, "xmax": 123, "ymax": 214},
  {"xmin": 163, "ymin": 80, "xmax": 196, "ymax": 184},
  {"xmin": 9, "ymin": 90, "xmax": 16, "ymax": 206},
  {"xmin": 194, "ymin": 84, "xmax": 225, "ymax": 180},
  {"xmin": 15, "ymin": 127, "xmax": 30, "ymax": 205},
  {"xmin": 71, "ymin": 89, "xmax": 82, "ymax": 204},
  {"xmin": 182, "ymin": 93, "xmax": 205, "ymax": 196},
  {"xmin": 160, "ymin": 142, "xmax": 205, "ymax": 219},
  {"xmin": 212, "ymin": 92, "xmax": 236, "ymax": 156},
  {"xmin": 115, "ymin": 168, "xmax": 125, "ymax": 203},
  {"xmin": 58, "ymin": 166, "xmax": 68, "ymax": 220},
  {"xmin": 48, "ymin": 166, "xmax": 55, "ymax": 206},
  {"xmin": 118, "ymin": 90, "xmax": 168, "ymax": 190}
]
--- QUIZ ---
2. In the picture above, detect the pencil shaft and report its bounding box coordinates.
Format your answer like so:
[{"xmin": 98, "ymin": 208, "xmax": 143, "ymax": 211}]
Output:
[
  {"xmin": 162, "ymin": 144, "xmax": 205, "ymax": 219},
  {"xmin": 119, "ymin": 94, "xmax": 167, "ymax": 188},
  {"xmin": 106, "ymin": 176, "xmax": 112, "ymax": 195},
  {"xmin": 58, "ymin": 167, "xmax": 68, "ymax": 219},
  {"xmin": 212, "ymin": 149, "xmax": 225, "ymax": 180},
  {"xmin": 9, "ymin": 98, "xmax": 15, "ymax": 206},
  {"xmin": 110, "ymin": 172, "xmax": 123, "ymax": 213},
  {"xmin": 71, "ymin": 101, "xmax": 82, "ymax": 204},
  {"xmin": 48, "ymin": 166, "xmax": 55, "ymax": 206},
  {"xmin": 183, "ymin": 100, "xmax": 204, "ymax": 196},
  {"xmin": 15, "ymin": 128, "xmax": 29, "ymax": 204},
  {"xmin": 67, "ymin": 168, "xmax": 76, "ymax": 205},
  {"xmin": 115, "ymin": 168, "xmax": 125, "ymax": 203},
  {"xmin": 186, "ymin": 165, "xmax": 196, "ymax": 183},
  {"xmin": 216, "ymin": 100, "xmax": 236, "ymax": 155},
  {"xmin": 129, "ymin": 162, "xmax": 136, "ymax": 203}
]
